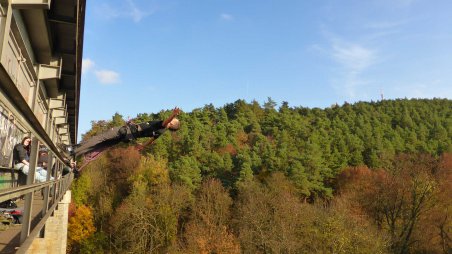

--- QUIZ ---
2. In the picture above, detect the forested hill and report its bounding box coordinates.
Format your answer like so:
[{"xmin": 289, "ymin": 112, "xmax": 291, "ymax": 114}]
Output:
[
  {"xmin": 70, "ymin": 98, "xmax": 452, "ymax": 253},
  {"xmin": 129, "ymin": 98, "xmax": 450, "ymax": 196},
  {"xmin": 81, "ymin": 98, "xmax": 451, "ymax": 197}
]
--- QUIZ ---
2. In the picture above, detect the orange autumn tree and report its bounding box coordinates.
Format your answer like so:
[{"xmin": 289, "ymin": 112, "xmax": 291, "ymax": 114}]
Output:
[
  {"xmin": 183, "ymin": 178, "xmax": 240, "ymax": 254},
  {"xmin": 234, "ymin": 173, "xmax": 305, "ymax": 253},
  {"xmin": 109, "ymin": 155, "xmax": 191, "ymax": 253},
  {"xmin": 415, "ymin": 153, "xmax": 452, "ymax": 253},
  {"xmin": 337, "ymin": 154, "xmax": 452, "ymax": 254},
  {"xmin": 67, "ymin": 205, "xmax": 96, "ymax": 252}
]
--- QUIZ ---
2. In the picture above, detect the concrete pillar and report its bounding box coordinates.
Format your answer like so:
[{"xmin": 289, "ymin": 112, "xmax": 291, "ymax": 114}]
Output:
[{"xmin": 26, "ymin": 190, "xmax": 71, "ymax": 254}]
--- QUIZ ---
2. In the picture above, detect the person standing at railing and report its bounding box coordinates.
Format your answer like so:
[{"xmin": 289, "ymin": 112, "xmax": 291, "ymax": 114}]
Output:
[
  {"xmin": 13, "ymin": 137, "xmax": 53, "ymax": 183},
  {"xmin": 61, "ymin": 158, "xmax": 77, "ymax": 176}
]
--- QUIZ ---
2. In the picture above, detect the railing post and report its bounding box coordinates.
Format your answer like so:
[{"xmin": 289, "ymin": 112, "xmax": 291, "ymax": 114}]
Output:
[
  {"xmin": 39, "ymin": 150, "xmax": 53, "ymax": 237},
  {"xmin": 51, "ymin": 160, "xmax": 59, "ymax": 199},
  {"xmin": 58, "ymin": 161, "xmax": 63, "ymax": 198}
]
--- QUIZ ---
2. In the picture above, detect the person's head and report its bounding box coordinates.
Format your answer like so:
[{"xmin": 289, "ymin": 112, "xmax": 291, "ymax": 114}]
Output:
[
  {"xmin": 70, "ymin": 161, "xmax": 76, "ymax": 169},
  {"xmin": 21, "ymin": 137, "xmax": 31, "ymax": 147},
  {"xmin": 167, "ymin": 118, "xmax": 180, "ymax": 131}
]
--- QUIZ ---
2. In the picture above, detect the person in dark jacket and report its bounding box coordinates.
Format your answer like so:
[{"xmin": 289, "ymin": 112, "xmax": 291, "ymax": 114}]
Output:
[
  {"xmin": 74, "ymin": 107, "xmax": 181, "ymax": 157},
  {"xmin": 13, "ymin": 137, "xmax": 53, "ymax": 182}
]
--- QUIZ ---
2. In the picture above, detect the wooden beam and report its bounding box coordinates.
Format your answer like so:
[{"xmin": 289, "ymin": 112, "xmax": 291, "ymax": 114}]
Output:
[{"xmin": 11, "ymin": 0, "xmax": 51, "ymax": 9}]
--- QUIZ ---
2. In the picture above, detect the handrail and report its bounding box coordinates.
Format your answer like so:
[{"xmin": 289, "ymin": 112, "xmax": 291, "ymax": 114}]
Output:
[
  {"xmin": 0, "ymin": 178, "xmax": 56, "ymax": 203},
  {"xmin": 0, "ymin": 172, "xmax": 73, "ymax": 252},
  {"xmin": 15, "ymin": 183, "xmax": 68, "ymax": 254},
  {"xmin": 0, "ymin": 166, "xmax": 19, "ymax": 171},
  {"xmin": 15, "ymin": 174, "xmax": 73, "ymax": 254}
]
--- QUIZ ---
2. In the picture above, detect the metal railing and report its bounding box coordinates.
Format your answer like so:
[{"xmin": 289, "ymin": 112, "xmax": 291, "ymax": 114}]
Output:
[{"xmin": 0, "ymin": 154, "xmax": 73, "ymax": 253}]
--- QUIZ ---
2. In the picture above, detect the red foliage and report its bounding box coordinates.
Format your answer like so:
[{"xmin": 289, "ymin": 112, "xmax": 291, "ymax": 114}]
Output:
[
  {"xmin": 235, "ymin": 131, "xmax": 248, "ymax": 148},
  {"xmin": 108, "ymin": 146, "xmax": 141, "ymax": 176},
  {"xmin": 335, "ymin": 166, "xmax": 388, "ymax": 194},
  {"xmin": 217, "ymin": 143, "xmax": 237, "ymax": 156},
  {"xmin": 438, "ymin": 153, "xmax": 452, "ymax": 175},
  {"xmin": 68, "ymin": 201, "xmax": 76, "ymax": 218},
  {"xmin": 337, "ymin": 153, "xmax": 452, "ymax": 253},
  {"xmin": 107, "ymin": 146, "xmax": 141, "ymax": 193}
]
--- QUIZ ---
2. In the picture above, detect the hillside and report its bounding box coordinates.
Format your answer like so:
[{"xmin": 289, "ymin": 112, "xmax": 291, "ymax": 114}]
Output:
[{"xmin": 69, "ymin": 98, "xmax": 452, "ymax": 253}]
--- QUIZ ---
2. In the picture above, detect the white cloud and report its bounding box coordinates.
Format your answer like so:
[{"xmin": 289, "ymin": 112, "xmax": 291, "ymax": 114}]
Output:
[
  {"xmin": 126, "ymin": 0, "xmax": 147, "ymax": 22},
  {"xmin": 220, "ymin": 13, "xmax": 234, "ymax": 21},
  {"xmin": 332, "ymin": 43, "xmax": 376, "ymax": 72},
  {"xmin": 329, "ymin": 40, "xmax": 377, "ymax": 98},
  {"xmin": 95, "ymin": 70, "xmax": 120, "ymax": 84},
  {"xmin": 82, "ymin": 57, "xmax": 120, "ymax": 85},
  {"xmin": 82, "ymin": 58, "xmax": 95, "ymax": 75},
  {"xmin": 362, "ymin": 19, "xmax": 412, "ymax": 41},
  {"xmin": 95, "ymin": 0, "xmax": 155, "ymax": 23},
  {"xmin": 97, "ymin": 3, "xmax": 120, "ymax": 20}
]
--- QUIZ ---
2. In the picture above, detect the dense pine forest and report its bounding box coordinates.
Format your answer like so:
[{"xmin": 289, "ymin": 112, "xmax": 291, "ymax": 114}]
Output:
[{"xmin": 68, "ymin": 98, "xmax": 452, "ymax": 254}]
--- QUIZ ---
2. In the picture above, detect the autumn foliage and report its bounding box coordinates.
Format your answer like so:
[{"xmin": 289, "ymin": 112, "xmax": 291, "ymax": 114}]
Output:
[
  {"xmin": 67, "ymin": 205, "xmax": 96, "ymax": 252},
  {"xmin": 337, "ymin": 153, "xmax": 452, "ymax": 253},
  {"xmin": 69, "ymin": 100, "xmax": 452, "ymax": 253},
  {"xmin": 183, "ymin": 179, "xmax": 240, "ymax": 254}
]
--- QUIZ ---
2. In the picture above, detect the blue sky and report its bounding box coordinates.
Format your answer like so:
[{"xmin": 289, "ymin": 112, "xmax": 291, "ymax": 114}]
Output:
[{"xmin": 79, "ymin": 0, "xmax": 452, "ymax": 140}]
